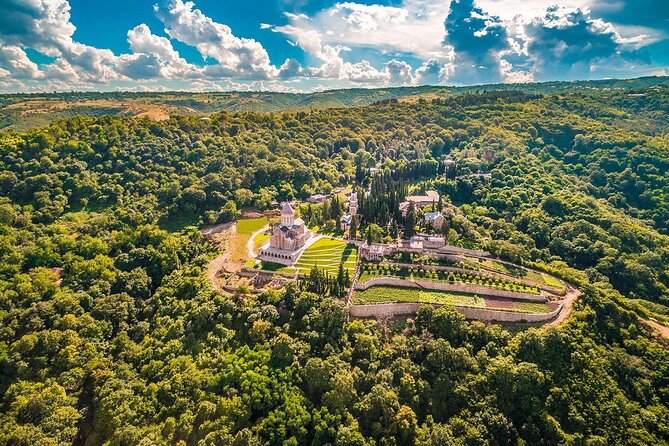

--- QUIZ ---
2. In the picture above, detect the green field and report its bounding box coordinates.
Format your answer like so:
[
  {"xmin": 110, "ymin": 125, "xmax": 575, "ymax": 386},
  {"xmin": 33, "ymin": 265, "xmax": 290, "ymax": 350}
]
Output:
[
  {"xmin": 237, "ymin": 217, "xmax": 267, "ymax": 235},
  {"xmin": 254, "ymin": 232, "xmax": 270, "ymax": 249},
  {"xmin": 353, "ymin": 286, "xmax": 554, "ymax": 313}
]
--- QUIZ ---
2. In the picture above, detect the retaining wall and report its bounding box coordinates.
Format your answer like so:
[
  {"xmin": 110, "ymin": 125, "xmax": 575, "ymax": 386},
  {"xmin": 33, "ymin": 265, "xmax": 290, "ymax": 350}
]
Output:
[
  {"xmin": 239, "ymin": 267, "xmax": 298, "ymax": 280},
  {"xmin": 350, "ymin": 302, "xmax": 420, "ymax": 318},
  {"xmin": 436, "ymin": 246, "xmax": 492, "ymax": 257},
  {"xmin": 349, "ymin": 301, "xmax": 562, "ymax": 322},
  {"xmin": 354, "ymin": 277, "xmax": 547, "ymax": 302}
]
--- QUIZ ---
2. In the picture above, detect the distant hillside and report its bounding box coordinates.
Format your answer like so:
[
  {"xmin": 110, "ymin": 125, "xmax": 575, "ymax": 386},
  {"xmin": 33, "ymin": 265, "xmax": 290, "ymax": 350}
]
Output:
[{"xmin": 1, "ymin": 76, "xmax": 667, "ymax": 131}]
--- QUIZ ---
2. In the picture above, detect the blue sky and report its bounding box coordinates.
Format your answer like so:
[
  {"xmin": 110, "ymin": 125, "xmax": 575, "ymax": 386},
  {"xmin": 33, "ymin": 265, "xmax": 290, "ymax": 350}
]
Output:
[{"xmin": 0, "ymin": 0, "xmax": 667, "ymax": 92}]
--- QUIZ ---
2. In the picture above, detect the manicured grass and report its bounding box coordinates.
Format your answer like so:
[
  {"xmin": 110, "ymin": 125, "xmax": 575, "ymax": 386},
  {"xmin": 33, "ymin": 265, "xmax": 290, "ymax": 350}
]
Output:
[
  {"xmin": 515, "ymin": 301, "xmax": 557, "ymax": 313},
  {"xmin": 237, "ymin": 217, "xmax": 268, "ymax": 234},
  {"xmin": 253, "ymin": 261, "xmax": 296, "ymax": 273},
  {"xmin": 355, "ymin": 286, "xmax": 485, "ymax": 307},
  {"xmin": 254, "ymin": 237, "xmax": 357, "ymax": 276},
  {"xmin": 254, "ymin": 232, "xmax": 270, "ymax": 249},
  {"xmin": 294, "ymin": 238, "xmax": 357, "ymax": 276},
  {"xmin": 353, "ymin": 286, "xmax": 554, "ymax": 313}
]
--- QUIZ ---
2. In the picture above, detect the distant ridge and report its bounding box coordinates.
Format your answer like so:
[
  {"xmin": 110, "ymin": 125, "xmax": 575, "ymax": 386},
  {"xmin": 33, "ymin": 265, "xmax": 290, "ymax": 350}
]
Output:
[{"xmin": 1, "ymin": 76, "xmax": 667, "ymax": 131}]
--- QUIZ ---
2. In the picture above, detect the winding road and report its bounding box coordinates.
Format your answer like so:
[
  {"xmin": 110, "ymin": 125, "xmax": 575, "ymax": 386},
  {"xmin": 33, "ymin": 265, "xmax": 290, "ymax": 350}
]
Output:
[
  {"xmin": 246, "ymin": 224, "xmax": 269, "ymax": 259},
  {"xmin": 641, "ymin": 318, "xmax": 669, "ymax": 339},
  {"xmin": 546, "ymin": 283, "xmax": 582, "ymax": 327}
]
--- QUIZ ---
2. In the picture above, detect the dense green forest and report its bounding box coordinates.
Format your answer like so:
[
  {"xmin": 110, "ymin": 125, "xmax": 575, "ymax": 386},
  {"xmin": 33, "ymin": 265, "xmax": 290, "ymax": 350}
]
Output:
[{"xmin": 0, "ymin": 81, "xmax": 668, "ymax": 445}]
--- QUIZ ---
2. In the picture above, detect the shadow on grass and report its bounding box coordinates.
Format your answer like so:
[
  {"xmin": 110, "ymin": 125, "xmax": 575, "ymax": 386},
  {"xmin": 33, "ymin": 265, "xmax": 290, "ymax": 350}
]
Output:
[
  {"xmin": 254, "ymin": 261, "xmax": 287, "ymax": 272},
  {"xmin": 158, "ymin": 210, "xmax": 201, "ymax": 232}
]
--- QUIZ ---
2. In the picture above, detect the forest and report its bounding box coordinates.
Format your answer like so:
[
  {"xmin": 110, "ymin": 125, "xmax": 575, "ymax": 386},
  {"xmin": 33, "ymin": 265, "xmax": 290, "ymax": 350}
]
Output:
[{"xmin": 0, "ymin": 81, "xmax": 668, "ymax": 445}]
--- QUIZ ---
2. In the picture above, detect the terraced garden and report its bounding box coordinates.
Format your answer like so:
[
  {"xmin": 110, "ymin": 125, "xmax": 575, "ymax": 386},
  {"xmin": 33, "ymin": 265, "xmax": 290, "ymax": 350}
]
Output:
[
  {"xmin": 353, "ymin": 286, "xmax": 555, "ymax": 313},
  {"xmin": 467, "ymin": 257, "xmax": 566, "ymax": 291},
  {"xmin": 359, "ymin": 264, "xmax": 541, "ymax": 294},
  {"xmin": 255, "ymin": 237, "xmax": 357, "ymax": 276},
  {"xmin": 293, "ymin": 238, "xmax": 357, "ymax": 275}
]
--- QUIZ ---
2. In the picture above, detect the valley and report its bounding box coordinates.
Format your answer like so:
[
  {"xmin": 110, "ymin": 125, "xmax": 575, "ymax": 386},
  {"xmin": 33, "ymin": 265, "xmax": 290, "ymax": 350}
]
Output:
[{"xmin": 1, "ymin": 80, "xmax": 668, "ymax": 445}]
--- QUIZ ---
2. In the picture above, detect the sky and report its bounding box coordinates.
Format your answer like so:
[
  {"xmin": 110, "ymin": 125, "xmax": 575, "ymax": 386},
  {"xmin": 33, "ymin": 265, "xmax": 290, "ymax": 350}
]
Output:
[{"xmin": 0, "ymin": 0, "xmax": 667, "ymax": 93}]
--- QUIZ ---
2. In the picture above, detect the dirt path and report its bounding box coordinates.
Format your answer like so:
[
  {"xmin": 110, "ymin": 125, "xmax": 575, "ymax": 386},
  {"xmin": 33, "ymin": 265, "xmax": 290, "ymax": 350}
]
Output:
[
  {"xmin": 204, "ymin": 221, "xmax": 270, "ymax": 290},
  {"xmin": 641, "ymin": 318, "xmax": 669, "ymax": 339},
  {"xmin": 202, "ymin": 221, "xmax": 234, "ymax": 236},
  {"xmin": 546, "ymin": 283, "xmax": 582, "ymax": 327},
  {"xmin": 207, "ymin": 251, "xmax": 231, "ymax": 289},
  {"xmin": 246, "ymin": 224, "xmax": 269, "ymax": 259},
  {"xmin": 205, "ymin": 222, "xmax": 235, "ymax": 289}
]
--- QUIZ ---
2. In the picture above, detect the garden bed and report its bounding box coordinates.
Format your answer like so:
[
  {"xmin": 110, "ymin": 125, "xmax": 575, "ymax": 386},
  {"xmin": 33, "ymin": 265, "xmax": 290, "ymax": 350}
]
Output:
[
  {"xmin": 353, "ymin": 286, "xmax": 555, "ymax": 313},
  {"xmin": 359, "ymin": 264, "xmax": 541, "ymax": 294}
]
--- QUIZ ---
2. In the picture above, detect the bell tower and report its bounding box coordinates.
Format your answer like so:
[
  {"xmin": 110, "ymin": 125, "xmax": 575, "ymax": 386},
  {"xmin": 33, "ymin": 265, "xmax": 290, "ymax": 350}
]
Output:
[
  {"xmin": 281, "ymin": 202, "xmax": 294, "ymax": 226},
  {"xmin": 349, "ymin": 192, "xmax": 358, "ymax": 216}
]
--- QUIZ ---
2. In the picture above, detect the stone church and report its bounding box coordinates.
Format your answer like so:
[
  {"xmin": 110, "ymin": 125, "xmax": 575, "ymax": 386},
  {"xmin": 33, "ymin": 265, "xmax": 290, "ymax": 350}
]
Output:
[{"xmin": 258, "ymin": 202, "xmax": 311, "ymax": 264}]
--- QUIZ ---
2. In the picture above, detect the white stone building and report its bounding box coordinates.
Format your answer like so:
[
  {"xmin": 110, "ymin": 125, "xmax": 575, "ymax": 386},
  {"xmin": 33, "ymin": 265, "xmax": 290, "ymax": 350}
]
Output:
[
  {"xmin": 361, "ymin": 243, "xmax": 388, "ymax": 261},
  {"xmin": 424, "ymin": 211, "xmax": 445, "ymax": 229},
  {"xmin": 340, "ymin": 191, "xmax": 358, "ymax": 233},
  {"xmin": 400, "ymin": 190, "xmax": 439, "ymax": 215}
]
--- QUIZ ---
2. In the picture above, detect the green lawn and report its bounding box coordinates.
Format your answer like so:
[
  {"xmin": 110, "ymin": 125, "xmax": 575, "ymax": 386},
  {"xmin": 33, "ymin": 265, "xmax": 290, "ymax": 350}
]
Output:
[
  {"xmin": 293, "ymin": 238, "xmax": 357, "ymax": 276},
  {"xmin": 254, "ymin": 232, "xmax": 270, "ymax": 249},
  {"xmin": 353, "ymin": 286, "xmax": 554, "ymax": 313},
  {"xmin": 237, "ymin": 216, "xmax": 267, "ymax": 234},
  {"xmin": 355, "ymin": 286, "xmax": 485, "ymax": 307}
]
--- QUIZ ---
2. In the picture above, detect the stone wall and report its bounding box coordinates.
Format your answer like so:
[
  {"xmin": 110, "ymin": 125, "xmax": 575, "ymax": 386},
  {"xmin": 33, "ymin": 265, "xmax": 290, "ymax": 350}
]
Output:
[
  {"xmin": 349, "ymin": 301, "xmax": 562, "ymax": 322},
  {"xmin": 349, "ymin": 302, "xmax": 420, "ymax": 318},
  {"xmin": 436, "ymin": 246, "xmax": 492, "ymax": 257},
  {"xmin": 354, "ymin": 277, "xmax": 547, "ymax": 302},
  {"xmin": 456, "ymin": 305, "xmax": 561, "ymax": 322}
]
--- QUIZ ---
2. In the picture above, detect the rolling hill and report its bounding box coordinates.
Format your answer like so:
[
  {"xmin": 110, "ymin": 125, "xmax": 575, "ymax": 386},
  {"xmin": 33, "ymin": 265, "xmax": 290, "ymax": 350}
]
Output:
[{"xmin": 1, "ymin": 76, "xmax": 667, "ymax": 131}]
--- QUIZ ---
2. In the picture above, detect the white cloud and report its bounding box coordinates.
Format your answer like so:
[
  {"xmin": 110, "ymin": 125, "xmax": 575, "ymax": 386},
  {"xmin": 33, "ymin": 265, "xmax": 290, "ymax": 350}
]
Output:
[
  {"xmin": 415, "ymin": 58, "xmax": 454, "ymax": 84},
  {"xmin": 0, "ymin": 44, "xmax": 43, "ymax": 79},
  {"xmin": 477, "ymin": 0, "xmax": 596, "ymax": 21},
  {"xmin": 522, "ymin": 6, "xmax": 629, "ymax": 80},
  {"xmin": 0, "ymin": 0, "xmax": 664, "ymax": 92},
  {"xmin": 128, "ymin": 24, "xmax": 180, "ymax": 61},
  {"xmin": 385, "ymin": 59, "xmax": 414, "ymax": 85},
  {"xmin": 274, "ymin": 1, "xmax": 450, "ymax": 59},
  {"xmin": 0, "ymin": 0, "xmax": 123, "ymax": 84},
  {"xmin": 154, "ymin": 0, "xmax": 279, "ymax": 79},
  {"xmin": 119, "ymin": 24, "xmax": 201, "ymax": 79}
]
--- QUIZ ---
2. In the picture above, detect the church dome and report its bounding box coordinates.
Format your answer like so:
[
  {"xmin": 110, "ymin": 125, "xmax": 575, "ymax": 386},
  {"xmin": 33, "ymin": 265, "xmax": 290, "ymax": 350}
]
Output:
[{"xmin": 281, "ymin": 202, "xmax": 294, "ymax": 216}]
